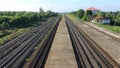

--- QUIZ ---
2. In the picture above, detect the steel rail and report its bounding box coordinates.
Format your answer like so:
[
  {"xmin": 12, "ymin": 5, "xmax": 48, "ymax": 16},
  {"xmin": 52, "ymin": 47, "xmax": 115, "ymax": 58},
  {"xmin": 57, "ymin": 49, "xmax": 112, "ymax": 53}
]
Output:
[
  {"xmin": 65, "ymin": 16, "xmax": 120, "ymax": 68},
  {"xmin": 0, "ymin": 17, "xmax": 58, "ymax": 68}
]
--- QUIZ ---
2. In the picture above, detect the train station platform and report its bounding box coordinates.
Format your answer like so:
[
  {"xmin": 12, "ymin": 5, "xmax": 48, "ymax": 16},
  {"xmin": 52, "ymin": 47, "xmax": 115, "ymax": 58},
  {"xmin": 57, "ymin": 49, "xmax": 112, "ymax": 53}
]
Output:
[{"xmin": 45, "ymin": 16, "xmax": 78, "ymax": 68}]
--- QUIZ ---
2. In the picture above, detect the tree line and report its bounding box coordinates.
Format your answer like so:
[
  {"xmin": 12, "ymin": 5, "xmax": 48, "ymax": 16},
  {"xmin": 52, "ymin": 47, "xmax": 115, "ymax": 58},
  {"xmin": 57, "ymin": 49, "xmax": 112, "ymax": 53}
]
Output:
[
  {"xmin": 0, "ymin": 8, "xmax": 58, "ymax": 29},
  {"xmin": 71, "ymin": 9, "xmax": 120, "ymax": 26}
]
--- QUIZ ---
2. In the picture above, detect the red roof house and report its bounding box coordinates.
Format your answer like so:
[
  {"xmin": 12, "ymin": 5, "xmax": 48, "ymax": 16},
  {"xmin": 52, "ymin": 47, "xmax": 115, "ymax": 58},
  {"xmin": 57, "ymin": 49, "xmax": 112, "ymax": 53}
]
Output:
[
  {"xmin": 87, "ymin": 7, "xmax": 99, "ymax": 11},
  {"xmin": 87, "ymin": 7, "xmax": 100, "ymax": 14}
]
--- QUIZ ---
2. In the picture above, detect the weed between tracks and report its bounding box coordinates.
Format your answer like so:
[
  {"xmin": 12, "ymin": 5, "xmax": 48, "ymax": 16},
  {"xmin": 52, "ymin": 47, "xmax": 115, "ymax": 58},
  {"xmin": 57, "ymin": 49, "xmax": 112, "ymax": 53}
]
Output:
[{"xmin": 25, "ymin": 58, "xmax": 30, "ymax": 62}]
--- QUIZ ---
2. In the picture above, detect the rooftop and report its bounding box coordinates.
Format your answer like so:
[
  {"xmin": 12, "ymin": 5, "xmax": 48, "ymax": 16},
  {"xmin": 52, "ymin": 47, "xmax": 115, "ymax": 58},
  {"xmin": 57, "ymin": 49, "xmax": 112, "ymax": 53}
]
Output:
[{"xmin": 87, "ymin": 7, "xmax": 99, "ymax": 11}]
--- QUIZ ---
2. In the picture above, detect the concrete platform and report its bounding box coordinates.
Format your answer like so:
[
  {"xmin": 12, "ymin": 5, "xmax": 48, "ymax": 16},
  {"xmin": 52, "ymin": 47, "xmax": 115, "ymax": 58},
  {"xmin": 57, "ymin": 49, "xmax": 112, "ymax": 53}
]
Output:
[{"xmin": 45, "ymin": 16, "xmax": 78, "ymax": 68}]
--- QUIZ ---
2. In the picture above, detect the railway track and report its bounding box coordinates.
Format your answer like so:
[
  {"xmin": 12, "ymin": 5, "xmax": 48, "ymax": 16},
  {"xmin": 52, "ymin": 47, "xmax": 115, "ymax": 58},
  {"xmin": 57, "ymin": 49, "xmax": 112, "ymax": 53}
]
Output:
[
  {"xmin": 28, "ymin": 16, "xmax": 61, "ymax": 68},
  {"xmin": 0, "ymin": 16, "xmax": 61, "ymax": 68},
  {"xmin": 0, "ymin": 18, "xmax": 54, "ymax": 57},
  {"xmin": 65, "ymin": 16, "xmax": 120, "ymax": 68}
]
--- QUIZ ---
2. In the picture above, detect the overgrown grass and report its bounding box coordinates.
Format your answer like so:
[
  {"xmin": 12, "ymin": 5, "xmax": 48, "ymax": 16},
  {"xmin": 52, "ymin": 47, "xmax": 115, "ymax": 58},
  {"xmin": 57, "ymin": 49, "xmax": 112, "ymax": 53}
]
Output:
[
  {"xmin": 94, "ymin": 22, "xmax": 120, "ymax": 34},
  {"xmin": 66, "ymin": 14, "xmax": 85, "ymax": 23},
  {"xmin": 0, "ymin": 31, "xmax": 11, "ymax": 38},
  {"xmin": 0, "ymin": 28, "xmax": 31, "ymax": 45},
  {"xmin": 0, "ymin": 19, "xmax": 47, "ymax": 46}
]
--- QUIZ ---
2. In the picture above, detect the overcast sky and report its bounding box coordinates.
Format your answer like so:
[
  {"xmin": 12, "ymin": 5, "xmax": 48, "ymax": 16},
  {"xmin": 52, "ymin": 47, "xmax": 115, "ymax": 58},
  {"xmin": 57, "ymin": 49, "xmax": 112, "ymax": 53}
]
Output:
[{"xmin": 0, "ymin": 0, "xmax": 119, "ymax": 12}]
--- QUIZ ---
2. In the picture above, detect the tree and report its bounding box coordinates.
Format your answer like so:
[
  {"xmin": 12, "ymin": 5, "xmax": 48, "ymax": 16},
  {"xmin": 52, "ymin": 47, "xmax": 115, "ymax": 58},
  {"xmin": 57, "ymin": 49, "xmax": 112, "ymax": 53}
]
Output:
[
  {"xmin": 71, "ymin": 11, "xmax": 76, "ymax": 15},
  {"xmin": 116, "ymin": 13, "xmax": 120, "ymax": 25},
  {"xmin": 0, "ymin": 9, "xmax": 58, "ymax": 29},
  {"xmin": 39, "ymin": 7, "xmax": 45, "ymax": 18},
  {"xmin": 81, "ymin": 10, "xmax": 92, "ymax": 21},
  {"xmin": 46, "ymin": 10, "xmax": 58, "ymax": 17},
  {"xmin": 86, "ymin": 10, "xmax": 93, "ymax": 17},
  {"xmin": 46, "ymin": 10, "xmax": 53, "ymax": 17},
  {"xmin": 96, "ymin": 12, "xmax": 105, "ymax": 17},
  {"xmin": 76, "ymin": 9, "xmax": 84, "ymax": 19},
  {"xmin": 81, "ymin": 14, "xmax": 88, "ymax": 21},
  {"xmin": 105, "ymin": 12, "xmax": 112, "ymax": 18}
]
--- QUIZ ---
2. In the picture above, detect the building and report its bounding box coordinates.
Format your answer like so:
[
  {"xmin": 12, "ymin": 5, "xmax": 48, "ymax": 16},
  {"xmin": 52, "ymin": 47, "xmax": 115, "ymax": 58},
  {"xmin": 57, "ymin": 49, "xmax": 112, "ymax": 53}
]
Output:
[
  {"xmin": 87, "ymin": 7, "xmax": 100, "ymax": 14},
  {"xmin": 92, "ymin": 16, "xmax": 111, "ymax": 24}
]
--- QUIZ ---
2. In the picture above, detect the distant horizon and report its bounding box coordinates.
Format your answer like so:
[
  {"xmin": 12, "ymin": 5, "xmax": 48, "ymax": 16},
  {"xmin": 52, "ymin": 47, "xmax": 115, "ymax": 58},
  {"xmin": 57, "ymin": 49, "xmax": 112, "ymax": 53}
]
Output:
[
  {"xmin": 0, "ymin": 7, "xmax": 119, "ymax": 13},
  {"xmin": 0, "ymin": 0, "xmax": 120, "ymax": 12}
]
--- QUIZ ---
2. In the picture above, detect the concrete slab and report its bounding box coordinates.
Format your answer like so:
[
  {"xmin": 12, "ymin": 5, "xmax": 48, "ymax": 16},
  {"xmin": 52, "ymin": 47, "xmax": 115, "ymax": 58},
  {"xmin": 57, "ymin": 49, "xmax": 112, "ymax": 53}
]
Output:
[{"xmin": 45, "ymin": 16, "xmax": 78, "ymax": 68}]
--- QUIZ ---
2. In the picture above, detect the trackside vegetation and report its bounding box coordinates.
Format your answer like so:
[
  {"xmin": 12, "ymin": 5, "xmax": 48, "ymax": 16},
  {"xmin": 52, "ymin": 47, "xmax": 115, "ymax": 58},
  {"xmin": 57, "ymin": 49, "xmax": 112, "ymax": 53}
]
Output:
[
  {"xmin": 70, "ymin": 9, "xmax": 120, "ymax": 34},
  {"xmin": 71, "ymin": 9, "xmax": 120, "ymax": 25},
  {"xmin": 94, "ymin": 23, "xmax": 120, "ymax": 34},
  {"xmin": 0, "ymin": 8, "xmax": 58, "ymax": 45},
  {"xmin": 0, "ymin": 8, "xmax": 58, "ymax": 29}
]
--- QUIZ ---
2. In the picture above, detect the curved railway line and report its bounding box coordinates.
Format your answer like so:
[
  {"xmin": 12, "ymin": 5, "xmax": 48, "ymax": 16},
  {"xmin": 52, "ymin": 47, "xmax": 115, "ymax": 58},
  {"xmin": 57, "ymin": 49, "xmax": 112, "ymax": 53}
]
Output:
[
  {"xmin": 65, "ymin": 16, "xmax": 120, "ymax": 68},
  {"xmin": 0, "ymin": 16, "xmax": 61, "ymax": 68}
]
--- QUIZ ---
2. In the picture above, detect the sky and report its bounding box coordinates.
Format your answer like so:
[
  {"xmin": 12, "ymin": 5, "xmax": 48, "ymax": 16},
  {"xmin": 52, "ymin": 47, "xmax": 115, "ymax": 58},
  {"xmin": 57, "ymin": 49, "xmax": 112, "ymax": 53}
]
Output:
[{"xmin": 0, "ymin": 0, "xmax": 119, "ymax": 12}]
